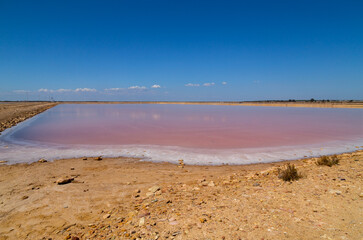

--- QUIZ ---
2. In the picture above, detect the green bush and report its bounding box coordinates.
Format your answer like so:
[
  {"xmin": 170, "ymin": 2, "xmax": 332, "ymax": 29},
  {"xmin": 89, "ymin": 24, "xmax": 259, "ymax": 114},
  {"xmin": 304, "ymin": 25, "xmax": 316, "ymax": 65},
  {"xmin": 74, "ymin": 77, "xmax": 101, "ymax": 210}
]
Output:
[
  {"xmin": 278, "ymin": 164, "xmax": 302, "ymax": 182},
  {"xmin": 316, "ymin": 155, "xmax": 339, "ymax": 167}
]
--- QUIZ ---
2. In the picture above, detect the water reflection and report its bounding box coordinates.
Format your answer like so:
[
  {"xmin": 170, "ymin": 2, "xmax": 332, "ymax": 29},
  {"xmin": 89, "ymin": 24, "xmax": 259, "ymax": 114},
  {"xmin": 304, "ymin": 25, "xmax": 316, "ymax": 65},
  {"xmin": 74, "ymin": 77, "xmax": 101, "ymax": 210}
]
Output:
[{"xmin": 6, "ymin": 104, "xmax": 363, "ymax": 149}]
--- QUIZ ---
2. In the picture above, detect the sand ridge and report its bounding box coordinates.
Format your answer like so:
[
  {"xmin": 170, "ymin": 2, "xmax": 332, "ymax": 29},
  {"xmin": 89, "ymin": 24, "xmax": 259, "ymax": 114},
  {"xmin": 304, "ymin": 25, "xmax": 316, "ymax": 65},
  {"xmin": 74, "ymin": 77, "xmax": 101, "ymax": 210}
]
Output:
[{"xmin": 0, "ymin": 102, "xmax": 57, "ymax": 133}]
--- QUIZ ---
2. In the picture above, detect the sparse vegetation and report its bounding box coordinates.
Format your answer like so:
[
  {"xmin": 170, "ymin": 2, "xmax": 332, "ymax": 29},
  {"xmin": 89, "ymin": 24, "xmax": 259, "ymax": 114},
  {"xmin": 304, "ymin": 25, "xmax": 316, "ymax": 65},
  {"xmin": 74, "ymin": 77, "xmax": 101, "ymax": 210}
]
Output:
[
  {"xmin": 316, "ymin": 155, "xmax": 340, "ymax": 167},
  {"xmin": 278, "ymin": 163, "xmax": 302, "ymax": 182}
]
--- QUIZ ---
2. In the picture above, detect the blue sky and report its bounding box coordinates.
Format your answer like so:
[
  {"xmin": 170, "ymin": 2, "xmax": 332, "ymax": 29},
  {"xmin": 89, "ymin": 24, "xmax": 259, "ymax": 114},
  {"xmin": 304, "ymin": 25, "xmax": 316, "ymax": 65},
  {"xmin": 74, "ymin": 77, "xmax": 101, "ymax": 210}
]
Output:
[{"xmin": 0, "ymin": 0, "xmax": 362, "ymax": 101}]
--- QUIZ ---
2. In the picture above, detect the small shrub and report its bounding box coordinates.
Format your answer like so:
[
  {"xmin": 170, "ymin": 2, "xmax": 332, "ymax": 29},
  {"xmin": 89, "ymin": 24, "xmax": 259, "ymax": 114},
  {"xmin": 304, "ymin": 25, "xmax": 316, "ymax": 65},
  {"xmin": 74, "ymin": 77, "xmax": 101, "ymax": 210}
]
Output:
[
  {"xmin": 278, "ymin": 164, "xmax": 302, "ymax": 182},
  {"xmin": 316, "ymin": 155, "xmax": 339, "ymax": 167}
]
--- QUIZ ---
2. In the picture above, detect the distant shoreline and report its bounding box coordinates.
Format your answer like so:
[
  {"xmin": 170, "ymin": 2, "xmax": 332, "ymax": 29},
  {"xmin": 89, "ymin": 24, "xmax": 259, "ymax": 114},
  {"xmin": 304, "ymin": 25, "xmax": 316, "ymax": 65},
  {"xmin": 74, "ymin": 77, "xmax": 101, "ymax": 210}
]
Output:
[
  {"xmin": 2, "ymin": 100, "xmax": 362, "ymax": 108},
  {"xmin": 57, "ymin": 100, "xmax": 363, "ymax": 109}
]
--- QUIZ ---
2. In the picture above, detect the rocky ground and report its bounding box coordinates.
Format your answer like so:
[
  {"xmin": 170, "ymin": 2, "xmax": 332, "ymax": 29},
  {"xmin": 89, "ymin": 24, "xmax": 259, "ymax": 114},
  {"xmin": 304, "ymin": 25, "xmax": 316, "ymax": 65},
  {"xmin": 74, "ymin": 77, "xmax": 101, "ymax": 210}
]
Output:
[
  {"xmin": 0, "ymin": 102, "xmax": 57, "ymax": 133},
  {"xmin": 0, "ymin": 151, "xmax": 362, "ymax": 240}
]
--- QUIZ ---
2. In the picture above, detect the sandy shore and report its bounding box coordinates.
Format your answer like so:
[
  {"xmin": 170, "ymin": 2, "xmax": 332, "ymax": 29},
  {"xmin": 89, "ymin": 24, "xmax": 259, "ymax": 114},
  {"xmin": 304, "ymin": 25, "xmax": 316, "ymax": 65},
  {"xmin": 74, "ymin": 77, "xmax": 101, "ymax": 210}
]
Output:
[
  {"xmin": 0, "ymin": 102, "xmax": 57, "ymax": 133},
  {"xmin": 0, "ymin": 152, "xmax": 362, "ymax": 240},
  {"xmin": 0, "ymin": 102, "xmax": 362, "ymax": 239}
]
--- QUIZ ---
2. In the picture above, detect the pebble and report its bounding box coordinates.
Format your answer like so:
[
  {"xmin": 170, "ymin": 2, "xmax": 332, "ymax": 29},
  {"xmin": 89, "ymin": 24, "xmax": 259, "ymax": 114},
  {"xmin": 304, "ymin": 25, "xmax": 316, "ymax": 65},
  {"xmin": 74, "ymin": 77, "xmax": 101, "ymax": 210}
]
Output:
[
  {"xmin": 146, "ymin": 192, "xmax": 154, "ymax": 197},
  {"xmin": 172, "ymin": 231, "xmax": 181, "ymax": 236},
  {"xmin": 38, "ymin": 158, "xmax": 47, "ymax": 163},
  {"xmin": 329, "ymin": 189, "xmax": 342, "ymax": 195},
  {"xmin": 208, "ymin": 181, "xmax": 215, "ymax": 187},
  {"xmin": 169, "ymin": 221, "xmax": 178, "ymax": 225},
  {"xmin": 103, "ymin": 214, "xmax": 111, "ymax": 219},
  {"xmin": 200, "ymin": 218, "xmax": 207, "ymax": 223},
  {"xmin": 95, "ymin": 156, "xmax": 103, "ymax": 161},
  {"xmin": 139, "ymin": 217, "xmax": 145, "ymax": 226},
  {"xmin": 148, "ymin": 186, "xmax": 161, "ymax": 193},
  {"xmin": 56, "ymin": 177, "xmax": 74, "ymax": 185}
]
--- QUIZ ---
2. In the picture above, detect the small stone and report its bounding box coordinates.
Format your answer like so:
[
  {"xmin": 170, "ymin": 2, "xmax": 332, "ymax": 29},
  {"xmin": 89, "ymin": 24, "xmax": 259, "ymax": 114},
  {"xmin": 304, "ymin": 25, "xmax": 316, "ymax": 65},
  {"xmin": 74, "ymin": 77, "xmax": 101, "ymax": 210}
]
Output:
[
  {"xmin": 148, "ymin": 186, "xmax": 160, "ymax": 193},
  {"xmin": 359, "ymin": 193, "xmax": 363, "ymax": 198},
  {"xmin": 38, "ymin": 158, "xmax": 47, "ymax": 163},
  {"xmin": 329, "ymin": 189, "xmax": 342, "ymax": 195},
  {"xmin": 208, "ymin": 181, "xmax": 215, "ymax": 187},
  {"xmin": 103, "ymin": 213, "xmax": 111, "ymax": 219},
  {"xmin": 253, "ymin": 183, "xmax": 261, "ymax": 187},
  {"xmin": 95, "ymin": 156, "xmax": 102, "ymax": 161},
  {"xmin": 172, "ymin": 231, "xmax": 181, "ymax": 236},
  {"xmin": 56, "ymin": 177, "xmax": 74, "ymax": 185},
  {"xmin": 139, "ymin": 217, "xmax": 145, "ymax": 226},
  {"xmin": 70, "ymin": 168, "xmax": 75, "ymax": 170},
  {"xmin": 21, "ymin": 195, "xmax": 28, "ymax": 200},
  {"xmin": 200, "ymin": 218, "xmax": 207, "ymax": 223},
  {"xmin": 146, "ymin": 192, "xmax": 154, "ymax": 197},
  {"xmin": 82, "ymin": 157, "xmax": 87, "ymax": 160},
  {"xmin": 71, "ymin": 237, "xmax": 80, "ymax": 240}
]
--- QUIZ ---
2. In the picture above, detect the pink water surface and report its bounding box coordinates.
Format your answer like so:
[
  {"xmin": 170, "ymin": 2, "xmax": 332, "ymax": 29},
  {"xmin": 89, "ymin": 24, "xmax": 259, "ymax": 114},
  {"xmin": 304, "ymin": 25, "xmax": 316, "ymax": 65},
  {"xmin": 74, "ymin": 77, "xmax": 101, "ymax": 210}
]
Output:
[{"xmin": 8, "ymin": 104, "xmax": 363, "ymax": 149}]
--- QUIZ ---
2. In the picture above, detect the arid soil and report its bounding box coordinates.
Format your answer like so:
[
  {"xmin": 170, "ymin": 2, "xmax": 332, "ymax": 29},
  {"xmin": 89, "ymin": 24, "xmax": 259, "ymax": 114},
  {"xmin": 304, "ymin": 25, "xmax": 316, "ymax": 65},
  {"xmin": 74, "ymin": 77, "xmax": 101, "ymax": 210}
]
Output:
[
  {"xmin": 0, "ymin": 102, "xmax": 57, "ymax": 133},
  {"xmin": 0, "ymin": 152, "xmax": 362, "ymax": 240},
  {"xmin": 0, "ymin": 102, "xmax": 362, "ymax": 240}
]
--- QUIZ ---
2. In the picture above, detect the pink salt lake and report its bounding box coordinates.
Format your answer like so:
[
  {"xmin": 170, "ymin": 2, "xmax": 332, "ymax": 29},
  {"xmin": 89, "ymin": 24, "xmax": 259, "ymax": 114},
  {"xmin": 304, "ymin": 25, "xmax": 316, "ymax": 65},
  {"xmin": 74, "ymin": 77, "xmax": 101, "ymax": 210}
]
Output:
[{"xmin": 0, "ymin": 104, "xmax": 362, "ymax": 164}]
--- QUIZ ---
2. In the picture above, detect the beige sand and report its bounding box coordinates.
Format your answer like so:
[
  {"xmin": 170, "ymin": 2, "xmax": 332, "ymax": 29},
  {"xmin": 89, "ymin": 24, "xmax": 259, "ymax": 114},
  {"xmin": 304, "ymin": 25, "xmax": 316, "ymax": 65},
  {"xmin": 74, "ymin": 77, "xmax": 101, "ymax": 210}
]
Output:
[{"xmin": 0, "ymin": 152, "xmax": 362, "ymax": 240}]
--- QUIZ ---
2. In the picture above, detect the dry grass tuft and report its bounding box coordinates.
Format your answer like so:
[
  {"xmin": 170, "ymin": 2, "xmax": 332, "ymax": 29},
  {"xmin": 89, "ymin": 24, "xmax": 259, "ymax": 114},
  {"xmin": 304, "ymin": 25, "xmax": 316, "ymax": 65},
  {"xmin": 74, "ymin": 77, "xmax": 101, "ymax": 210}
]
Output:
[
  {"xmin": 278, "ymin": 164, "xmax": 302, "ymax": 182},
  {"xmin": 316, "ymin": 155, "xmax": 339, "ymax": 167}
]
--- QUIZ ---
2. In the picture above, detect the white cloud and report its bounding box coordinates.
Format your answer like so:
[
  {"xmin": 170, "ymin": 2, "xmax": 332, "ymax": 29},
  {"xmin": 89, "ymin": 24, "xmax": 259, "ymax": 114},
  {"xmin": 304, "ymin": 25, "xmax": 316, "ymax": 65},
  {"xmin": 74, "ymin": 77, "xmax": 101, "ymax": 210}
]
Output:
[
  {"xmin": 56, "ymin": 89, "xmax": 72, "ymax": 92},
  {"xmin": 128, "ymin": 86, "xmax": 147, "ymax": 90},
  {"xmin": 151, "ymin": 84, "xmax": 161, "ymax": 89},
  {"xmin": 38, "ymin": 88, "xmax": 54, "ymax": 93},
  {"xmin": 24, "ymin": 88, "xmax": 98, "ymax": 94},
  {"xmin": 203, "ymin": 82, "xmax": 215, "ymax": 87},
  {"xmin": 104, "ymin": 88, "xmax": 124, "ymax": 91},
  {"xmin": 75, "ymin": 88, "xmax": 97, "ymax": 92},
  {"xmin": 222, "ymin": 81, "xmax": 227, "ymax": 85},
  {"xmin": 185, "ymin": 83, "xmax": 200, "ymax": 87}
]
